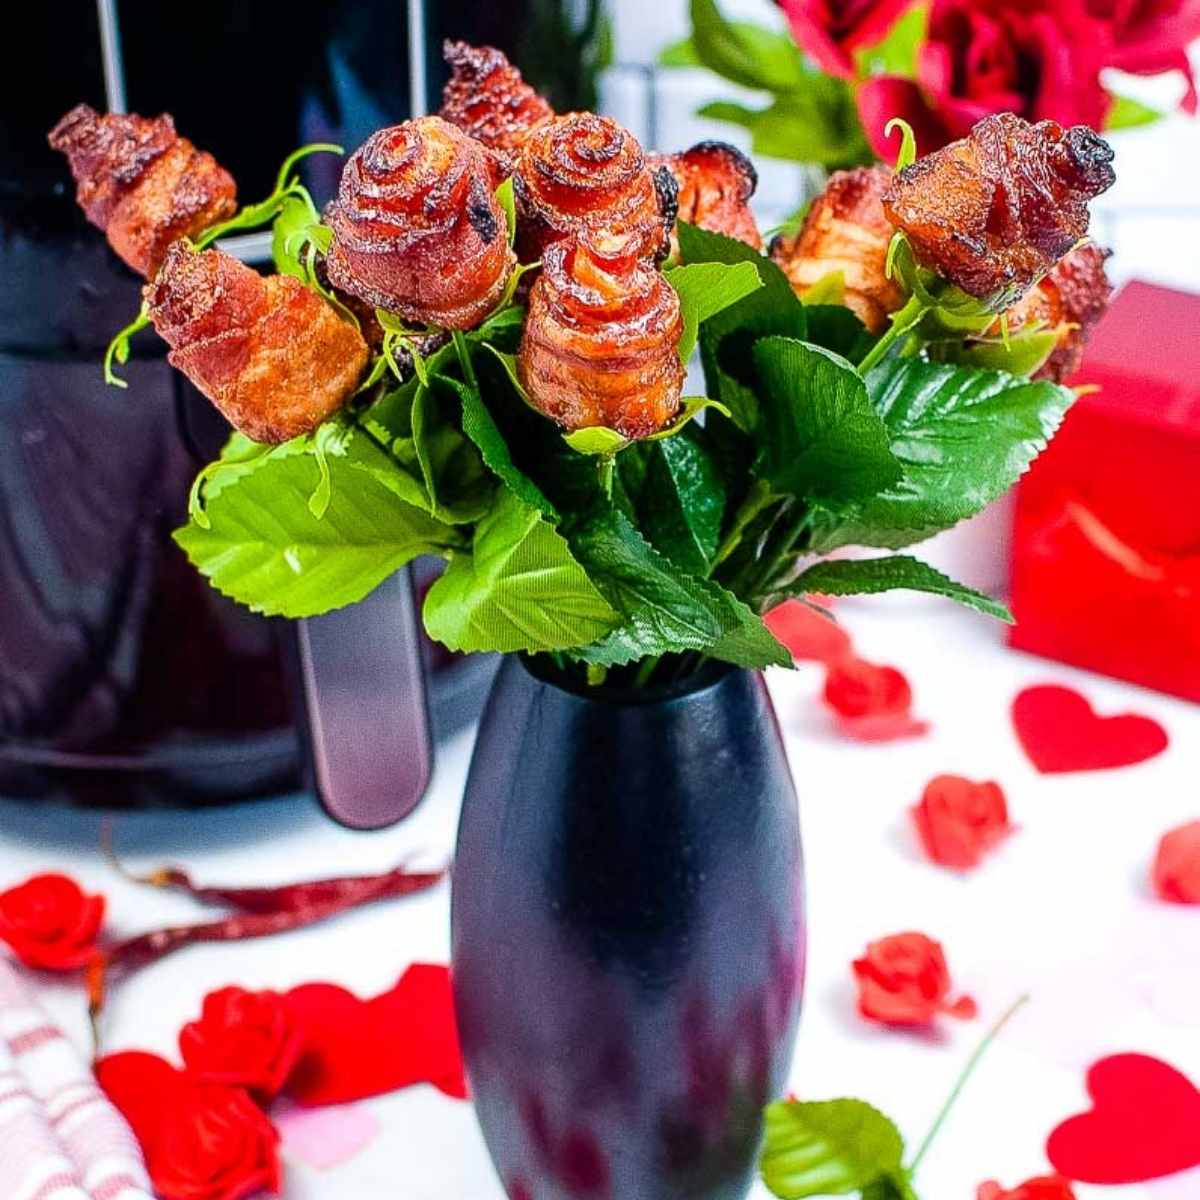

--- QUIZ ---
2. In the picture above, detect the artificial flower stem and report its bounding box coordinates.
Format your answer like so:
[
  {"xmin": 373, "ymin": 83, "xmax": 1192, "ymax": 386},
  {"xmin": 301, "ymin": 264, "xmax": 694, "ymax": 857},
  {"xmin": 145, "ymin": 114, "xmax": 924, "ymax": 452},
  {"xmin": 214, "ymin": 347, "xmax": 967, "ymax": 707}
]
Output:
[
  {"xmin": 857, "ymin": 294, "xmax": 929, "ymax": 375},
  {"xmin": 451, "ymin": 329, "xmax": 479, "ymax": 391},
  {"xmin": 909, "ymin": 993, "xmax": 1031, "ymax": 1173}
]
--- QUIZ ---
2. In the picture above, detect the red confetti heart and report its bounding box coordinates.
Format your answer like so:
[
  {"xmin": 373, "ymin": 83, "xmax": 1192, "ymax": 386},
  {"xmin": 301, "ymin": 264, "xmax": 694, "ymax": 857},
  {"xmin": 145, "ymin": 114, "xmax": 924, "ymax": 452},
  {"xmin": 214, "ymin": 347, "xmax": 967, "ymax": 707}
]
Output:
[
  {"xmin": 1012, "ymin": 685, "xmax": 1168, "ymax": 773},
  {"xmin": 765, "ymin": 600, "xmax": 852, "ymax": 664},
  {"xmin": 284, "ymin": 963, "xmax": 467, "ymax": 1106},
  {"xmin": 1047, "ymin": 1054, "xmax": 1200, "ymax": 1183}
]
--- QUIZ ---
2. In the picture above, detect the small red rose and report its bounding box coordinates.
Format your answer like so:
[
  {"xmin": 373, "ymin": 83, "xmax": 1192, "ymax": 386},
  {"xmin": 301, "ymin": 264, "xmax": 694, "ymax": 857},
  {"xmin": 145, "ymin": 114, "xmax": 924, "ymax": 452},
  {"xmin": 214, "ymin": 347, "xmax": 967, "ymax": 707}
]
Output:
[
  {"xmin": 1152, "ymin": 820, "xmax": 1200, "ymax": 904},
  {"xmin": 978, "ymin": 1176, "xmax": 1077, "ymax": 1200},
  {"xmin": 97, "ymin": 1051, "xmax": 281, "ymax": 1200},
  {"xmin": 180, "ymin": 986, "xmax": 305, "ymax": 1100},
  {"xmin": 0, "ymin": 872, "xmax": 105, "ymax": 970},
  {"xmin": 912, "ymin": 774, "xmax": 1012, "ymax": 870},
  {"xmin": 853, "ymin": 932, "xmax": 977, "ymax": 1025},
  {"xmin": 824, "ymin": 657, "xmax": 911, "ymax": 718}
]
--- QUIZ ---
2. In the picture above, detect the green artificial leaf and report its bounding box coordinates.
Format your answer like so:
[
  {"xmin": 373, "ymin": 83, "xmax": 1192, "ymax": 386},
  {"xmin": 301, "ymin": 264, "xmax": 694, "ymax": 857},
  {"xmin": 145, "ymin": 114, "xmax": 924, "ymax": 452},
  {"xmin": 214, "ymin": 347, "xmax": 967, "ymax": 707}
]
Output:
[
  {"xmin": 568, "ymin": 508, "xmax": 791, "ymax": 669},
  {"xmin": 658, "ymin": 36, "xmax": 702, "ymax": 67},
  {"xmin": 885, "ymin": 117, "xmax": 918, "ymax": 171},
  {"xmin": 810, "ymin": 358, "xmax": 1076, "ymax": 551},
  {"xmin": 861, "ymin": 1172, "xmax": 922, "ymax": 1200},
  {"xmin": 423, "ymin": 489, "xmax": 616, "ymax": 654},
  {"xmin": 752, "ymin": 337, "xmax": 902, "ymax": 501},
  {"xmin": 804, "ymin": 304, "xmax": 875, "ymax": 362},
  {"xmin": 929, "ymin": 324, "xmax": 1062, "ymax": 378},
  {"xmin": 495, "ymin": 175, "xmax": 517, "ymax": 247},
  {"xmin": 174, "ymin": 432, "xmax": 460, "ymax": 618},
  {"xmin": 799, "ymin": 270, "xmax": 845, "ymax": 307},
  {"xmin": 760, "ymin": 1098, "xmax": 906, "ymax": 1198},
  {"xmin": 271, "ymin": 191, "xmax": 319, "ymax": 281},
  {"xmin": 853, "ymin": 3, "xmax": 928, "ymax": 78},
  {"xmin": 103, "ymin": 304, "xmax": 152, "ymax": 389},
  {"xmin": 677, "ymin": 222, "xmax": 809, "ymax": 433},
  {"xmin": 473, "ymin": 303, "xmax": 527, "ymax": 342},
  {"xmin": 665, "ymin": 259, "xmax": 763, "ymax": 362},
  {"xmin": 688, "ymin": 0, "xmax": 809, "ymax": 91},
  {"xmin": 411, "ymin": 382, "xmax": 493, "ymax": 523},
  {"xmin": 564, "ymin": 426, "xmax": 628, "ymax": 456},
  {"xmin": 783, "ymin": 555, "xmax": 1012, "ymax": 621},
  {"xmin": 1105, "ymin": 92, "xmax": 1163, "ymax": 130}
]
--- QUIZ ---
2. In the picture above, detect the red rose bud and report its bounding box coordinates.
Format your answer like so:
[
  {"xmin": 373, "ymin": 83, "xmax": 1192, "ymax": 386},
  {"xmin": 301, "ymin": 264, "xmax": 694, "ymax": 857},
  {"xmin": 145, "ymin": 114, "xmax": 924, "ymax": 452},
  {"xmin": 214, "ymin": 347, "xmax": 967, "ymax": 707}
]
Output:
[
  {"xmin": 853, "ymin": 932, "xmax": 977, "ymax": 1026},
  {"xmin": 912, "ymin": 775, "xmax": 1013, "ymax": 870},
  {"xmin": 180, "ymin": 987, "xmax": 305, "ymax": 1101},
  {"xmin": 97, "ymin": 1051, "xmax": 281, "ymax": 1200},
  {"xmin": 978, "ymin": 1176, "xmax": 1077, "ymax": 1200},
  {"xmin": 1152, "ymin": 820, "xmax": 1200, "ymax": 904},
  {"xmin": 0, "ymin": 873, "xmax": 105, "ymax": 971}
]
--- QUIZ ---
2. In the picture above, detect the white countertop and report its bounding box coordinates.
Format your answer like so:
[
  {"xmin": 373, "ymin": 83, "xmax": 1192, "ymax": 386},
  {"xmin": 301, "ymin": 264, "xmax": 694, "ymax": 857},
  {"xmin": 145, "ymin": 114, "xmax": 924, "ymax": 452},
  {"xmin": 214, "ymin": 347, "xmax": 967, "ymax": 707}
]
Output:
[{"xmin": 2, "ymin": 599, "xmax": 1198, "ymax": 1199}]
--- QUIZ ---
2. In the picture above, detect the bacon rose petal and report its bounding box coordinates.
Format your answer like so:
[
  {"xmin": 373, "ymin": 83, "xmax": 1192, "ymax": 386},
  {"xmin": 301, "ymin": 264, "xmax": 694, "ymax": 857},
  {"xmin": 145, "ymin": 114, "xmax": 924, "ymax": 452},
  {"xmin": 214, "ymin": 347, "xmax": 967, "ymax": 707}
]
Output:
[
  {"xmin": 652, "ymin": 141, "xmax": 762, "ymax": 253},
  {"xmin": 48, "ymin": 104, "xmax": 236, "ymax": 279},
  {"xmin": 439, "ymin": 40, "xmax": 554, "ymax": 156},
  {"xmin": 771, "ymin": 165, "xmax": 904, "ymax": 332},
  {"xmin": 882, "ymin": 113, "xmax": 1115, "ymax": 306},
  {"xmin": 145, "ymin": 243, "xmax": 368, "ymax": 444},
  {"xmin": 518, "ymin": 231, "xmax": 685, "ymax": 440},
  {"xmin": 514, "ymin": 113, "xmax": 676, "ymax": 263},
  {"xmin": 325, "ymin": 116, "xmax": 514, "ymax": 329}
]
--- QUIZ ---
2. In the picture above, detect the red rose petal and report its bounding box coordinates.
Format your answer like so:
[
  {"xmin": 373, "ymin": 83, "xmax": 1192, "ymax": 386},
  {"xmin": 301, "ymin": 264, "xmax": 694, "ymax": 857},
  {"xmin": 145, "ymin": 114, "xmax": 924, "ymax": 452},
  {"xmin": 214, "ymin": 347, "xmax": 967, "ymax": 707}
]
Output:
[
  {"xmin": 0, "ymin": 874, "xmax": 106, "ymax": 971},
  {"xmin": 824, "ymin": 658, "xmax": 912, "ymax": 719},
  {"xmin": 1012, "ymin": 685, "xmax": 1169, "ymax": 773},
  {"xmin": 836, "ymin": 712, "xmax": 931, "ymax": 743},
  {"xmin": 284, "ymin": 963, "xmax": 467, "ymax": 1106},
  {"xmin": 1152, "ymin": 820, "xmax": 1200, "ymax": 904},
  {"xmin": 1046, "ymin": 1054, "xmax": 1200, "ymax": 1183},
  {"xmin": 765, "ymin": 599, "xmax": 852, "ymax": 665}
]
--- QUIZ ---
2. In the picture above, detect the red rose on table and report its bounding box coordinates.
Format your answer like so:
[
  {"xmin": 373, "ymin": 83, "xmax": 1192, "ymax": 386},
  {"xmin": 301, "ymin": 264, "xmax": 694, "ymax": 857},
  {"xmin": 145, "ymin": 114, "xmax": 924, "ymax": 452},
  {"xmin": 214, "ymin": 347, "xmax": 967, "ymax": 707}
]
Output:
[
  {"xmin": 853, "ymin": 932, "xmax": 977, "ymax": 1025},
  {"xmin": 978, "ymin": 1176, "xmax": 1077, "ymax": 1200},
  {"xmin": 857, "ymin": 0, "xmax": 1112, "ymax": 159},
  {"xmin": 1152, "ymin": 820, "xmax": 1200, "ymax": 904},
  {"xmin": 778, "ymin": 0, "xmax": 916, "ymax": 78},
  {"xmin": 97, "ymin": 1051, "xmax": 281, "ymax": 1200},
  {"xmin": 823, "ymin": 656, "xmax": 911, "ymax": 718},
  {"xmin": 0, "ymin": 873, "xmax": 105, "ymax": 970},
  {"xmin": 912, "ymin": 774, "xmax": 1012, "ymax": 870},
  {"xmin": 1086, "ymin": 0, "xmax": 1200, "ymax": 112},
  {"xmin": 180, "ymin": 987, "xmax": 305, "ymax": 1100}
]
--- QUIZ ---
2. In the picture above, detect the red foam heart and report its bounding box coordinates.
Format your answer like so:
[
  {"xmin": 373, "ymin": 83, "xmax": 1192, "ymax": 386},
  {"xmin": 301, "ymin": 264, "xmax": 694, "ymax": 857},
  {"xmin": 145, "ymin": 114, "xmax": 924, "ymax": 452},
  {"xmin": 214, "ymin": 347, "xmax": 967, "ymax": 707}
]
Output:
[
  {"xmin": 1047, "ymin": 1054, "xmax": 1200, "ymax": 1183},
  {"xmin": 1012, "ymin": 685, "xmax": 1168, "ymax": 773},
  {"xmin": 284, "ymin": 963, "xmax": 467, "ymax": 1106}
]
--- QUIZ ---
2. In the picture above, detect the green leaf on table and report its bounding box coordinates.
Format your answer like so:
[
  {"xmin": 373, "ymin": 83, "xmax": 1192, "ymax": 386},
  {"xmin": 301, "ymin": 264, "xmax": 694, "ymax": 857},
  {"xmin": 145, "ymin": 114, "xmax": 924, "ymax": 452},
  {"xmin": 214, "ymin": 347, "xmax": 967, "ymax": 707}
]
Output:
[
  {"xmin": 568, "ymin": 508, "xmax": 791, "ymax": 669},
  {"xmin": 677, "ymin": 222, "xmax": 809, "ymax": 433},
  {"xmin": 423, "ymin": 489, "xmax": 617, "ymax": 654},
  {"xmin": 760, "ymin": 1098, "xmax": 907, "ymax": 1198},
  {"xmin": 782, "ymin": 555, "xmax": 1012, "ymax": 621},
  {"xmin": 853, "ymin": 3, "xmax": 928, "ymax": 79},
  {"xmin": 665, "ymin": 259, "xmax": 763, "ymax": 363},
  {"xmin": 687, "ymin": 0, "xmax": 809, "ymax": 91},
  {"xmin": 752, "ymin": 337, "xmax": 902, "ymax": 501},
  {"xmin": 174, "ymin": 431, "xmax": 461, "ymax": 618},
  {"xmin": 1105, "ymin": 92, "xmax": 1163, "ymax": 130},
  {"xmin": 809, "ymin": 358, "xmax": 1076, "ymax": 552}
]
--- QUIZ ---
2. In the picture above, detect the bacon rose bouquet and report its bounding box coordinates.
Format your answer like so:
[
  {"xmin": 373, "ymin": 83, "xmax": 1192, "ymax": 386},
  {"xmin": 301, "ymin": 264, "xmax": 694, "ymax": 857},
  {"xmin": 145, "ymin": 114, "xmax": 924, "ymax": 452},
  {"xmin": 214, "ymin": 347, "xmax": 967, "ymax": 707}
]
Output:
[{"xmin": 50, "ymin": 41, "xmax": 1116, "ymax": 689}]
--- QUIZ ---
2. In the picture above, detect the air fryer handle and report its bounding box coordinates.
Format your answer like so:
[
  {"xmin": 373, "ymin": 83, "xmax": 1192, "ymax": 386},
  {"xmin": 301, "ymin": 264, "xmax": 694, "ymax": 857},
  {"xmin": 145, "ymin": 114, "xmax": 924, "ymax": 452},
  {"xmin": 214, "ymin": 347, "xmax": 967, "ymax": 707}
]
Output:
[{"xmin": 293, "ymin": 567, "xmax": 433, "ymax": 830}]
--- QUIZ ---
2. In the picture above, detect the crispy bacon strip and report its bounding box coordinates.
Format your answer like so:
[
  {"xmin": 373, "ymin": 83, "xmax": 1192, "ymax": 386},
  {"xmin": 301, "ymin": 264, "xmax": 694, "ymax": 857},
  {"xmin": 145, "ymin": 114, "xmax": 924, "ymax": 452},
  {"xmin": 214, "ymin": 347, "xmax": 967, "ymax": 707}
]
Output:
[
  {"xmin": 439, "ymin": 40, "xmax": 554, "ymax": 156},
  {"xmin": 652, "ymin": 140, "xmax": 762, "ymax": 254},
  {"xmin": 514, "ymin": 113, "xmax": 676, "ymax": 263},
  {"xmin": 145, "ymin": 243, "xmax": 368, "ymax": 444},
  {"xmin": 48, "ymin": 105, "xmax": 236, "ymax": 279},
  {"xmin": 770, "ymin": 166, "xmax": 903, "ymax": 333},
  {"xmin": 997, "ymin": 243, "xmax": 1113, "ymax": 382},
  {"xmin": 518, "ymin": 231, "xmax": 685, "ymax": 439},
  {"xmin": 883, "ymin": 113, "xmax": 1115, "ymax": 306},
  {"xmin": 324, "ymin": 116, "xmax": 514, "ymax": 330}
]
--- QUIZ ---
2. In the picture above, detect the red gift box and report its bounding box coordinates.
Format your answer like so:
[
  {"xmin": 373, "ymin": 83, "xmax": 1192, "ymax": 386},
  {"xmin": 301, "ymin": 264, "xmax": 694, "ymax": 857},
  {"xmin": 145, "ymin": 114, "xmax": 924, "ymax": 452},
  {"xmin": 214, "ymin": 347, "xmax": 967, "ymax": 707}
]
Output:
[{"xmin": 1009, "ymin": 281, "xmax": 1200, "ymax": 703}]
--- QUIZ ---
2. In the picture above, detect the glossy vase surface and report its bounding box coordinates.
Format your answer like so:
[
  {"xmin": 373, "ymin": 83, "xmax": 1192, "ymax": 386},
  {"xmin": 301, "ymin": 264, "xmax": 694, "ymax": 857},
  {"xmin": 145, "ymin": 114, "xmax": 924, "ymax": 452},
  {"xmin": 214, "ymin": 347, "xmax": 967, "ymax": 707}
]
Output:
[{"xmin": 452, "ymin": 657, "xmax": 805, "ymax": 1200}]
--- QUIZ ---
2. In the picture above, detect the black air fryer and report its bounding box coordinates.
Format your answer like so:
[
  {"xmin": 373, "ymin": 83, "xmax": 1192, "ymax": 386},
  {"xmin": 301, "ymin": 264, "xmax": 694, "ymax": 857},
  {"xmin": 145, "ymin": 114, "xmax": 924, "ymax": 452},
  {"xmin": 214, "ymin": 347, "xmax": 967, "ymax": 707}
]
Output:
[{"xmin": 0, "ymin": 0, "xmax": 604, "ymax": 826}]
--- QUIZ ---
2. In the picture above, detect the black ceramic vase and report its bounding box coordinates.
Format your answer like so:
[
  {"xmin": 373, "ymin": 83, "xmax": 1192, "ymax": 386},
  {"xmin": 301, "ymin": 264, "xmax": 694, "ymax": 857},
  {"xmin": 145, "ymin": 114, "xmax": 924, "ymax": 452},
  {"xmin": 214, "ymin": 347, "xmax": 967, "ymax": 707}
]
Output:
[{"xmin": 452, "ymin": 657, "xmax": 805, "ymax": 1200}]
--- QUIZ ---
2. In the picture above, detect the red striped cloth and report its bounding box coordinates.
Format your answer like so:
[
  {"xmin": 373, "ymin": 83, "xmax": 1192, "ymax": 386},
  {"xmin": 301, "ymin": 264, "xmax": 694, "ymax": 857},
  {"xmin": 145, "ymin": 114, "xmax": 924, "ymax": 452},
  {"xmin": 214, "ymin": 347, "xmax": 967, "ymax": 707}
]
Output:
[{"xmin": 0, "ymin": 961, "xmax": 151, "ymax": 1200}]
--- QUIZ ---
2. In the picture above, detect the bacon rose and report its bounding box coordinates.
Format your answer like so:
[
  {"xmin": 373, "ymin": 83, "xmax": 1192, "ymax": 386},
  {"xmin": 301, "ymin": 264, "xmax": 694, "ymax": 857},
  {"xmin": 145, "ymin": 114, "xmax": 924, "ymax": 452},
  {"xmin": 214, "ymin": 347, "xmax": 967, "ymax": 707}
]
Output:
[
  {"xmin": 324, "ymin": 116, "xmax": 514, "ymax": 329},
  {"xmin": 439, "ymin": 40, "xmax": 554, "ymax": 156},
  {"xmin": 145, "ymin": 243, "xmax": 369, "ymax": 444},
  {"xmin": 514, "ymin": 113, "xmax": 676, "ymax": 263},
  {"xmin": 652, "ymin": 141, "xmax": 762, "ymax": 253},
  {"xmin": 518, "ymin": 231, "xmax": 685, "ymax": 439},
  {"xmin": 770, "ymin": 165, "xmax": 903, "ymax": 332},
  {"xmin": 48, "ymin": 104, "xmax": 236, "ymax": 279},
  {"xmin": 882, "ymin": 113, "xmax": 1115, "ymax": 308}
]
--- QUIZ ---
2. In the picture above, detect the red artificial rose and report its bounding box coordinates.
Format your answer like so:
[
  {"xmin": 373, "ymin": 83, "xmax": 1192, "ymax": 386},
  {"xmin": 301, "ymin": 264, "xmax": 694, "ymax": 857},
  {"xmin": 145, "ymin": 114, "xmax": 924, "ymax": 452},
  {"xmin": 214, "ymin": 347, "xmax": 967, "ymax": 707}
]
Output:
[
  {"xmin": 978, "ymin": 1175, "xmax": 1078, "ymax": 1200},
  {"xmin": 1152, "ymin": 820, "xmax": 1200, "ymax": 904},
  {"xmin": 180, "ymin": 987, "xmax": 305, "ymax": 1100},
  {"xmin": 912, "ymin": 774, "xmax": 1013, "ymax": 869},
  {"xmin": 779, "ymin": 0, "xmax": 916, "ymax": 78},
  {"xmin": 852, "ymin": 931, "xmax": 977, "ymax": 1025},
  {"xmin": 0, "ymin": 873, "xmax": 105, "ymax": 970},
  {"xmin": 1085, "ymin": 0, "xmax": 1200, "ymax": 112},
  {"xmin": 823, "ymin": 656, "xmax": 911, "ymax": 718},
  {"xmin": 857, "ymin": 0, "xmax": 1113, "ymax": 160},
  {"xmin": 97, "ymin": 1051, "xmax": 281, "ymax": 1200}
]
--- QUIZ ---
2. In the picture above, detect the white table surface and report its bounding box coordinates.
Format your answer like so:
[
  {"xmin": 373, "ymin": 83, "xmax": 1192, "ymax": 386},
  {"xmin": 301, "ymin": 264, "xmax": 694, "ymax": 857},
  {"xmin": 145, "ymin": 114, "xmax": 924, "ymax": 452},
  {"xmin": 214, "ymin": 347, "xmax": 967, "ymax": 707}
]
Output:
[{"xmin": 2, "ymin": 598, "xmax": 1198, "ymax": 1199}]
